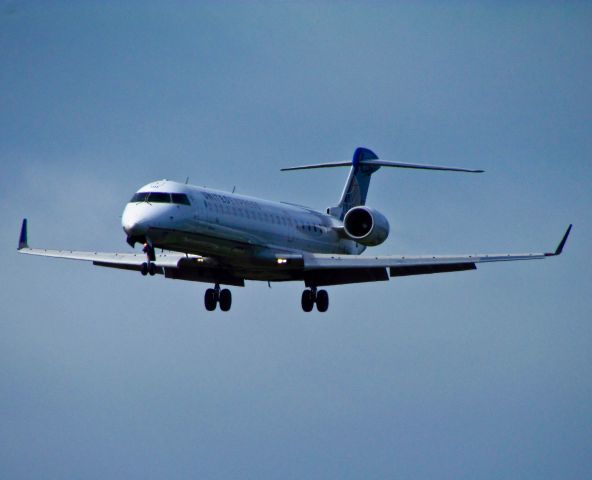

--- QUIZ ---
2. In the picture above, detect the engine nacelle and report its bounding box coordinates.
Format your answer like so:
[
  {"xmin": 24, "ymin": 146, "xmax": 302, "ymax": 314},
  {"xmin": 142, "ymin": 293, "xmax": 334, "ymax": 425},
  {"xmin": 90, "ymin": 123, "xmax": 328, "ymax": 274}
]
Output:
[{"xmin": 343, "ymin": 206, "xmax": 390, "ymax": 246}]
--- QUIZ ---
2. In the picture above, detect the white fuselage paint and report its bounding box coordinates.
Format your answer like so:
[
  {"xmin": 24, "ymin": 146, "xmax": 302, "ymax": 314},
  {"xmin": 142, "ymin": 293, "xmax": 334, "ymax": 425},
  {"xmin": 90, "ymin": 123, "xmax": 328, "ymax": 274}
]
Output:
[{"xmin": 121, "ymin": 180, "xmax": 365, "ymax": 263}]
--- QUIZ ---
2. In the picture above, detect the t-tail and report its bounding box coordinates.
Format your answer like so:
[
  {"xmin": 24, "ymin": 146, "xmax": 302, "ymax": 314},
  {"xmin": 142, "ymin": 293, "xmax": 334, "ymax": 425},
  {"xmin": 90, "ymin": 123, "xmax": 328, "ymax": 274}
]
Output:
[{"xmin": 281, "ymin": 147, "xmax": 484, "ymax": 220}]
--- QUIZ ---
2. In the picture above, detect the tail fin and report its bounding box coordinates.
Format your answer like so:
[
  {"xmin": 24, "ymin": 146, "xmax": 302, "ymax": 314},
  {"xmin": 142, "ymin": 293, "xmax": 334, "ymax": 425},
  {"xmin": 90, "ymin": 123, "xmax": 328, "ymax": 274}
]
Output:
[
  {"xmin": 281, "ymin": 147, "xmax": 484, "ymax": 220},
  {"xmin": 329, "ymin": 148, "xmax": 380, "ymax": 219}
]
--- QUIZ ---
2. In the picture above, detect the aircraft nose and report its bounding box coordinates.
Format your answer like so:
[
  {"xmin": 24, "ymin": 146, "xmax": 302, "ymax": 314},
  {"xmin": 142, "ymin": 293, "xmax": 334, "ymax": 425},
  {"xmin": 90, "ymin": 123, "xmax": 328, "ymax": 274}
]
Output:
[
  {"xmin": 122, "ymin": 208, "xmax": 149, "ymax": 237},
  {"xmin": 123, "ymin": 219, "xmax": 148, "ymax": 236}
]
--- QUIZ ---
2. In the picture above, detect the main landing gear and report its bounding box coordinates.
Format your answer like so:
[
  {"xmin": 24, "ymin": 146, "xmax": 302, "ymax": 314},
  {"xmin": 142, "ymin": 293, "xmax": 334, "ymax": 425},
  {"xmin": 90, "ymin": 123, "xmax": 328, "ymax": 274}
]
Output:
[
  {"xmin": 301, "ymin": 287, "xmax": 329, "ymax": 313},
  {"xmin": 140, "ymin": 242, "xmax": 156, "ymax": 276},
  {"xmin": 204, "ymin": 284, "xmax": 232, "ymax": 312},
  {"xmin": 140, "ymin": 262, "xmax": 156, "ymax": 276}
]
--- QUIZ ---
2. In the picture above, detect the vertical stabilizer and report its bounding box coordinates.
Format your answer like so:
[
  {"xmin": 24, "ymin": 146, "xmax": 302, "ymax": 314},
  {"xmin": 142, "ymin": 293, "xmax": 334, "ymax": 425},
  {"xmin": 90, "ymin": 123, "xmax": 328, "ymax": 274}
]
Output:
[{"xmin": 328, "ymin": 148, "xmax": 381, "ymax": 219}]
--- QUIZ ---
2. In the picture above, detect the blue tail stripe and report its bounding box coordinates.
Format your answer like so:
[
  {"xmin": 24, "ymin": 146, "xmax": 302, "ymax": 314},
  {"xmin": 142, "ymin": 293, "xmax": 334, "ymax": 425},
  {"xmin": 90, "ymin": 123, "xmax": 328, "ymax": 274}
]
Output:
[{"xmin": 352, "ymin": 147, "xmax": 378, "ymax": 167}]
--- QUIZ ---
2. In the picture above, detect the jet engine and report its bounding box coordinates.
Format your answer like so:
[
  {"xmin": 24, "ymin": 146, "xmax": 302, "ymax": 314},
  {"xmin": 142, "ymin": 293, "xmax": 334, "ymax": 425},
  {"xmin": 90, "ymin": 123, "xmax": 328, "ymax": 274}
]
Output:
[{"xmin": 343, "ymin": 206, "xmax": 390, "ymax": 246}]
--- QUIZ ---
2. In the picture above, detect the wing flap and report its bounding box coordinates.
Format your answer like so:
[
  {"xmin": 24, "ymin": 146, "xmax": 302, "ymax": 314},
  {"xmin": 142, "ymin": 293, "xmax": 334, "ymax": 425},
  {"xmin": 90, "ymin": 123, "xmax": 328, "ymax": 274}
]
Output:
[
  {"xmin": 304, "ymin": 267, "xmax": 389, "ymax": 287},
  {"xmin": 390, "ymin": 263, "xmax": 476, "ymax": 277},
  {"xmin": 93, "ymin": 261, "xmax": 163, "ymax": 274}
]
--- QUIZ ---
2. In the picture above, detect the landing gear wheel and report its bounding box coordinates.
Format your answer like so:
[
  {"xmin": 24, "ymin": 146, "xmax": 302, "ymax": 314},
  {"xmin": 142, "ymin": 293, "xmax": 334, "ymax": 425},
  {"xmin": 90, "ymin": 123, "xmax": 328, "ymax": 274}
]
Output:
[
  {"xmin": 204, "ymin": 288, "xmax": 217, "ymax": 311},
  {"xmin": 301, "ymin": 289, "xmax": 315, "ymax": 312},
  {"xmin": 316, "ymin": 289, "xmax": 329, "ymax": 312},
  {"xmin": 140, "ymin": 262, "xmax": 148, "ymax": 276},
  {"xmin": 219, "ymin": 289, "xmax": 232, "ymax": 312},
  {"xmin": 148, "ymin": 262, "xmax": 156, "ymax": 276}
]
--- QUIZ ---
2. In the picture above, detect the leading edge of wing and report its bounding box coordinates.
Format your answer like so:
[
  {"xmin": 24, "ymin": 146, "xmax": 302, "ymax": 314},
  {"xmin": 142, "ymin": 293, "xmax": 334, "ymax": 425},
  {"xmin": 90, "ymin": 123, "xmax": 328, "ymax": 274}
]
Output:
[
  {"xmin": 17, "ymin": 218, "xmax": 191, "ymax": 268},
  {"xmin": 18, "ymin": 246, "xmax": 186, "ymax": 268},
  {"xmin": 304, "ymin": 252, "xmax": 546, "ymax": 270},
  {"xmin": 304, "ymin": 225, "xmax": 573, "ymax": 270}
]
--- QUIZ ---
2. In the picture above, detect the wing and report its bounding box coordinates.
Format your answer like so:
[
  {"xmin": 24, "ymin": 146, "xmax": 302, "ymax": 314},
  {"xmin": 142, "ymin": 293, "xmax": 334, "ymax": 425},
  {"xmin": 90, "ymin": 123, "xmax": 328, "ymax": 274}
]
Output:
[
  {"xmin": 18, "ymin": 218, "xmax": 571, "ymax": 288},
  {"xmin": 18, "ymin": 218, "xmax": 198, "ymax": 271},
  {"xmin": 17, "ymin": 219, "xmax": 246, "ymax": 286},
  {"xmin": 18, "ymin": 246, "xmax": 186, "ymax": 269},
  {"xmin": 299, "ymin": 225, "xmax": 572, "ymax": 286}
]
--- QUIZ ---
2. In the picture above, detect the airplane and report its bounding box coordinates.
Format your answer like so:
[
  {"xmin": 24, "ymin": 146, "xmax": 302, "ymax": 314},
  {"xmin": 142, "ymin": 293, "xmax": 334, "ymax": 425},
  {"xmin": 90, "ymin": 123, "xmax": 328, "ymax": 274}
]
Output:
[{"xmin": 17, "ymin": 147, "xmax": 571, "ymax": 313}]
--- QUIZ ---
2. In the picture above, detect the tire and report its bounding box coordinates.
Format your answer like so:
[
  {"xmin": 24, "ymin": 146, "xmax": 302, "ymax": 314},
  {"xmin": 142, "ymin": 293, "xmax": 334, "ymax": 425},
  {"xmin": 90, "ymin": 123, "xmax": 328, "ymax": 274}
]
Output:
[
  {"xmin": 204, "ymin": 288, "xmax": 217, "ymax": 311},
  {"xmin": 301, "ymin": 290, "xmax": 314, "ymax": 312},
  {"xmin": 316, "ymin": 289, "xmax": 329, "ymax": 313},
  {"xmin": 140, "ymin": 262, "xmax": 148, "ymax": 276},
  {"xmin": 219, "ymin": 289, "xmax": 232, "ymax": 312},
  {"xmin": 148, "ymin": 262, "xmax": 156, "ymax": 276}
]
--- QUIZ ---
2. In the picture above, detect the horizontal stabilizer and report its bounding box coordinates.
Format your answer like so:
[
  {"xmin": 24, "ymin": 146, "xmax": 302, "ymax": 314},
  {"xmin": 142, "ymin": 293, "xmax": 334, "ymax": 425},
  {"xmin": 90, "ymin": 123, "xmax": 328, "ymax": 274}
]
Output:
[
  {"xmin": 282, "ymin": 159, "xmax": 483, "ymax": 173},
  {"xmin": 366, "ymin": 160, "xmax": 483, "ymax": 173},
  {"xmin": 281, "ymin": 161, "xmax": 353, "ymax": 171}
]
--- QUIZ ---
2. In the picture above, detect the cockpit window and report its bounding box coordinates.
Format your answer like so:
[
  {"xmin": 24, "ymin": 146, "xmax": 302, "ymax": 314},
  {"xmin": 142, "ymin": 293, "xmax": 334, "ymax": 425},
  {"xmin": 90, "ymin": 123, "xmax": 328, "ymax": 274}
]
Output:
[
  {"xmin": 130, "ymin": 192, "xmax": 170, "ymax": 203},
  {"xmin": 130, "ymin": 192, "xmax": 191, "ymax": 205},
  {"xmin": 171, "ymin": 193, "xmax": 191, "ymax": 205},
  {"xmin": 130, "ymin": 192, "xmax": 149, "ymax": 202},
  {"xmin": 147, "ymin": 192, "xmax": 171, "ymax": 203}
]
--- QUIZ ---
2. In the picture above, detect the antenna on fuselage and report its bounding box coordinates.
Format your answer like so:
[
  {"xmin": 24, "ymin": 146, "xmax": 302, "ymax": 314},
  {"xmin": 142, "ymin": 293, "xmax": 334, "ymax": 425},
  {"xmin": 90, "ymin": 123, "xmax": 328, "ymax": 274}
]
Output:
[
  {"xmin": 232, "ymin": 186, "xmax": 236, "ymax": 193},
  {"xmin": 185, "ymin": 177, "xmax": 189, "ymax": 184}
]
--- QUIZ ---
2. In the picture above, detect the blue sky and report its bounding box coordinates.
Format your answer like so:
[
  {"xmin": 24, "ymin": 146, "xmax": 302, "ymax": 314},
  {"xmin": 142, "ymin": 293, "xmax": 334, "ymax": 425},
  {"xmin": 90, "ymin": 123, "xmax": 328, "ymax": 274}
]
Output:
[{"xmin": 1, "ymin": 2, "xmax": 591, "ymax": 478}]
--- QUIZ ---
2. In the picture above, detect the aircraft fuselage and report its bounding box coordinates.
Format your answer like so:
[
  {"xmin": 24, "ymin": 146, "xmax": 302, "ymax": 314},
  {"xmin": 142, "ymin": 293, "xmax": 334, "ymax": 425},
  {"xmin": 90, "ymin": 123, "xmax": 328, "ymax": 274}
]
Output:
[{"xmin": 121, "ymin": 180, "xmax": 364, "ymax": 268}]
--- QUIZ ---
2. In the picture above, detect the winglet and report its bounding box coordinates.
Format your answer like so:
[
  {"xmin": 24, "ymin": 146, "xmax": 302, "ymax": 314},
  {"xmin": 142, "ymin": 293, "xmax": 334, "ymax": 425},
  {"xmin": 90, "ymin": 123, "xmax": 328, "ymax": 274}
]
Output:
[
  {"xmin": 546, "ymin": 224, "xmax": 572, "ymax": 256},
  {"xmin": 18, "ymin": 218, "xmax": 28, "ymax": 250}
]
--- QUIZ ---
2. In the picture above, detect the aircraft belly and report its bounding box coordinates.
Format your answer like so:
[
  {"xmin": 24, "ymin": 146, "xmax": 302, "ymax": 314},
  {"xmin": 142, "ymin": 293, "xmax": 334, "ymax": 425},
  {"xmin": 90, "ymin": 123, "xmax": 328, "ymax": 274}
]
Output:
[
  {"xmin": 145, "ymin": 216, "xmax": 355, "ymax": 281},
  {"xmin": 148, "ymin": 226, "xmax": 257, "ymax": 257}
]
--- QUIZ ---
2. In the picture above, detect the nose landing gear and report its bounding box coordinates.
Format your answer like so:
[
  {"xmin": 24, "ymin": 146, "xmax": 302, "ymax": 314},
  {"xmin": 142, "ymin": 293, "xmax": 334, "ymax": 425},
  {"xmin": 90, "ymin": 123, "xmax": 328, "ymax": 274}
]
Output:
[
  {"xmin": 140, "ymin": 242, "xmax": 156, "ymax": 276},
  {"xmin": 301, "ymin": 287, "xmax": 329, "ymax": 313},
  {"xmin": 204, "ymin": 284, "xmax": 232, "ymax": 312}
]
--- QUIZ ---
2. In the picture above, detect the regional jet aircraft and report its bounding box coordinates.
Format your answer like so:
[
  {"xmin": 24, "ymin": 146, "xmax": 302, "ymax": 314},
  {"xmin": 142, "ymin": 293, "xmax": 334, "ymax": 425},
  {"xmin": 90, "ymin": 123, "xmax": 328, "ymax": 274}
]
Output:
[{"xmin": 18, "ymin": 148, "xmax": 571, "ymax": 312}]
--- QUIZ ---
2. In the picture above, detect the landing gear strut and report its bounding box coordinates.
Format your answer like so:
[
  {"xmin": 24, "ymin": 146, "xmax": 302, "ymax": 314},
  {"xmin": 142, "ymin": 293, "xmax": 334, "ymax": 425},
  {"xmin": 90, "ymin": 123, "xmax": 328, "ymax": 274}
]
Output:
[
  {"xmin": 140, "ymin": 242, "xmax": 156, "ymax": 276},
  {"xmin": 204, "ymin": 284, "xmax": 232, "ymax": 312},
  {"xmin": 301, "ymin": 287, "xmax": 329, "ymax": 313}
]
